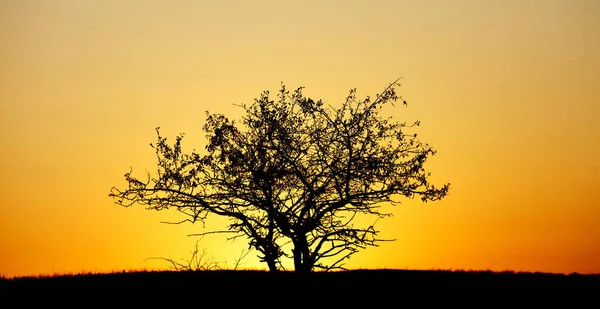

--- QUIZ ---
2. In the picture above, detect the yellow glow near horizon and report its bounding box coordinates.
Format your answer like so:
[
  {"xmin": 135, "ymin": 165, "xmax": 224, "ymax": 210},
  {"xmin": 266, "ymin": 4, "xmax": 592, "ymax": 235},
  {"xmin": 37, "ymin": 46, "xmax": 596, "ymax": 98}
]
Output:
[{"xmin": 1, "ymin": 0, "xmax": 599, "ymax": 277}]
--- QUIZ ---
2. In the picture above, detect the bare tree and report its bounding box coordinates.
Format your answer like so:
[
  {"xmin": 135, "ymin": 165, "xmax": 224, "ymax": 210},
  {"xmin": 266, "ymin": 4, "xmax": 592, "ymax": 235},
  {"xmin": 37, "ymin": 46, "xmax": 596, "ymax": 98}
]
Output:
[{"xmin": 109, "ymin": 79, "xmax": 450, "ymax": 272}]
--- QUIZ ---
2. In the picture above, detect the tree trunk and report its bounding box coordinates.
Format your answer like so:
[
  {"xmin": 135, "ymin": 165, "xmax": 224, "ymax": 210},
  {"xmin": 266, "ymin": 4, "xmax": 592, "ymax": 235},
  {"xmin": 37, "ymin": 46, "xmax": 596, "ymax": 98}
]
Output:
[
  {"xmin": 266, "ymin": 258, "xmax": 278, "ymax": 272},
  {"xmin": 292, "ymin": 234, "xmax": 313, "ymax": 272},
  {"xmin": 293, "ymin": 248, "xmax": 302, "ymax": 272}
]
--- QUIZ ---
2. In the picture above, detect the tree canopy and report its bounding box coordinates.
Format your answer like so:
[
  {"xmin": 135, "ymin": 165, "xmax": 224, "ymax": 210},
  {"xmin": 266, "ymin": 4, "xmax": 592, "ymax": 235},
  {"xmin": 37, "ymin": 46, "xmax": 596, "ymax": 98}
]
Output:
[{"xmin": 109, "ymin": 79, "xmax": 450, "ymax": 272}]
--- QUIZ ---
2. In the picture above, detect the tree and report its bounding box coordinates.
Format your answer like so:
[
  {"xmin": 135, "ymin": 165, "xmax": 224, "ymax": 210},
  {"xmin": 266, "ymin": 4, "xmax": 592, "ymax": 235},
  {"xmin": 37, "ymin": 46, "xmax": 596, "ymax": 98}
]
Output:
[{"xmin": 109, "ymin": 79, "xmax": 450, "ymax": 272}]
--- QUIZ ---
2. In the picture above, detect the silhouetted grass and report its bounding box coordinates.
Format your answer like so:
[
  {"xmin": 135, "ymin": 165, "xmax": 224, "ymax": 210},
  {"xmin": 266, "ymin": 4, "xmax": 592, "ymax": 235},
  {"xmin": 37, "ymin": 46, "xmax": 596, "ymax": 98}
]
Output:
[
  {"xmin": 1, "ymin": 269, "xmax": 598, "ymax": 303},
  {"xmin": 2, "ymin": 268, "xmax": 598, "ymax": 288}
]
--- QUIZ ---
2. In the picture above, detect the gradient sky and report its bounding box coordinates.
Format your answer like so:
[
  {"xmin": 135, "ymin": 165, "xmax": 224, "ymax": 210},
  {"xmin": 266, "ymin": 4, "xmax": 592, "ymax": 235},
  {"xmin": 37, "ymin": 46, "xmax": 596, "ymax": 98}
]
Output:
[{"xmin": 1, "ymin": 0, "xmax": 598, "ymax": 278}]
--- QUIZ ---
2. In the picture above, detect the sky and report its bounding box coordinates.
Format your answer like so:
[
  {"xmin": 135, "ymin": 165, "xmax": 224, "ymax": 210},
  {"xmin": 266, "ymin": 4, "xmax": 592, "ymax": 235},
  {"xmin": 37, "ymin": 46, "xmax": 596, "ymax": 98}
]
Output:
[{"xmin": 1, "ymin": 0, "xmax": 598, "ymax": 277}]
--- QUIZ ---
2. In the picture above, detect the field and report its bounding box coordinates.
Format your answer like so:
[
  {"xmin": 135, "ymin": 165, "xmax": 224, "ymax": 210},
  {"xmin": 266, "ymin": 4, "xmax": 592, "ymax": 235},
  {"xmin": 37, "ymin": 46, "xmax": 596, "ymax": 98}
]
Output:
[{"xmin": 1, "ymin": 269, "xmax": 598, "ymax": 303}]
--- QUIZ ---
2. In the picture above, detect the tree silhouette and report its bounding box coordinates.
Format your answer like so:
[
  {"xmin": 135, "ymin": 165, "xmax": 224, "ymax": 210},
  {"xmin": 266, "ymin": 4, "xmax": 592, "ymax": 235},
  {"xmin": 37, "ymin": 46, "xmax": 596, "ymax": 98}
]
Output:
[{"xmin": 109, "ymin": 79, "xmax": 450, "ymax": 272}]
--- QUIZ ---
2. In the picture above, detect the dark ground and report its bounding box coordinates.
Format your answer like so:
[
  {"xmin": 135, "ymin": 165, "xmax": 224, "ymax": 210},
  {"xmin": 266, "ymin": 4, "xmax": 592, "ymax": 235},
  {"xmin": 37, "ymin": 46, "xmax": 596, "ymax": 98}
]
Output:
[{"xmin": 1, "ymin": 269, "xmax": 598, "ymax": 305}]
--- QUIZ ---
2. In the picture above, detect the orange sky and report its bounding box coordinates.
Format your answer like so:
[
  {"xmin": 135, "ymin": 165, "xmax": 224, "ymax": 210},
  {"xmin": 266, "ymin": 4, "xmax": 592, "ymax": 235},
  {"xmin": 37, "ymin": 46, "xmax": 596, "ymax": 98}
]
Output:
[{"xmin": 1, "ymin": 0, "xmax": 598, "ymax": 278}]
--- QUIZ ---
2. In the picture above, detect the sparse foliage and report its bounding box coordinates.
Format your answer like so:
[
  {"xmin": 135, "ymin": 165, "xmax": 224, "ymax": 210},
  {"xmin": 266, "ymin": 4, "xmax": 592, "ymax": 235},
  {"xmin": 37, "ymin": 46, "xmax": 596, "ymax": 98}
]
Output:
[
  {"xmin": 144, "ymin": 240, "xmax": 223, "ymax": 271},
  {"xmin": 143, "ymin": 240, "xmax": 252, "ymax": 271},
  {"xmin": 110, "ymin": 79, "xmax": 450, "ymax": 272}
]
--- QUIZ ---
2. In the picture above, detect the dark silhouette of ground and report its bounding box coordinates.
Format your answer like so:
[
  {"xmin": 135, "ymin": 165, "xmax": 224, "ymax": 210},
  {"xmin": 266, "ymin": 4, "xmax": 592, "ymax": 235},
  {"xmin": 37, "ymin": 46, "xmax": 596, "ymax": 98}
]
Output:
[{"xmin": 1, "ymin": 269, "xmax": 597, "ymax": 305}]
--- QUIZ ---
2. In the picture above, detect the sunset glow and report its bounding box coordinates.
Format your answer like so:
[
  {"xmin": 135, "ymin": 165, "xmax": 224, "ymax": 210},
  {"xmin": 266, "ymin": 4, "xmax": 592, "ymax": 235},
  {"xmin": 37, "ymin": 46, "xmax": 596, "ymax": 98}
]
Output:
[{"xmin": 1, "ymin": 0, "xmax": 598, "ymax": 278}]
